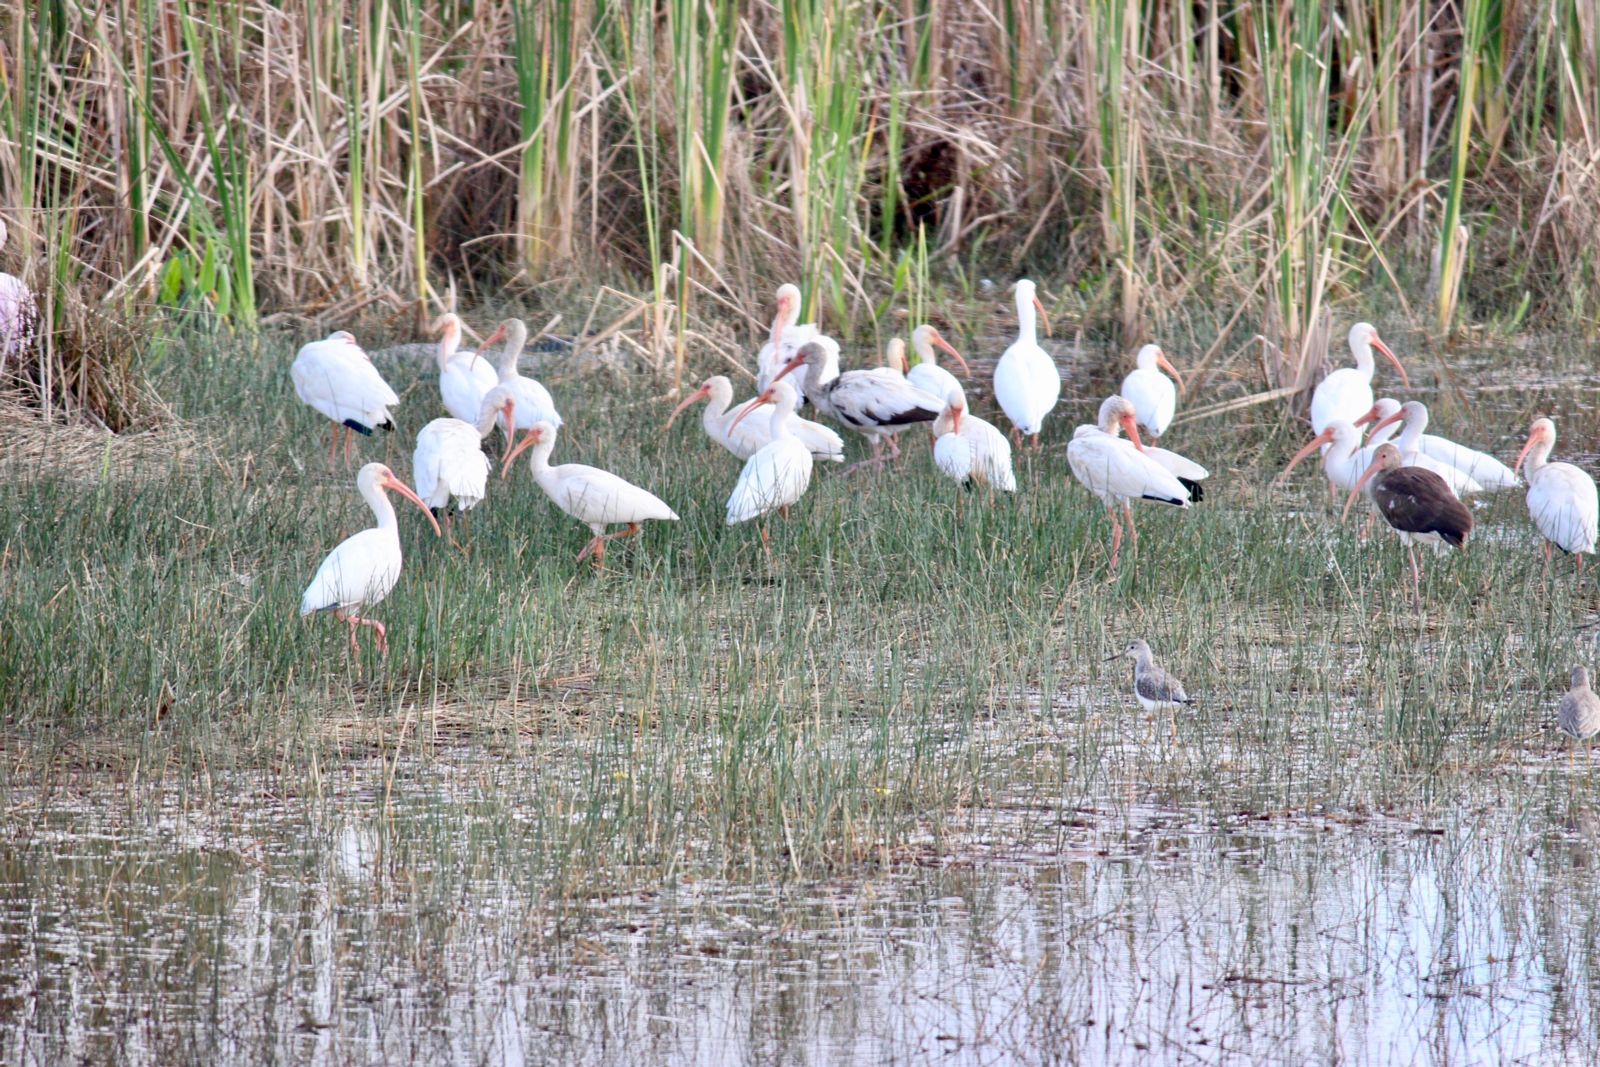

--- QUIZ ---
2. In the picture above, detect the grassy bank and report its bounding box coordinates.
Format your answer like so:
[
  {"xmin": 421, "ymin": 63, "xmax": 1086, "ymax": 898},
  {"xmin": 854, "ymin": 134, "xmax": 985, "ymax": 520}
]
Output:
[{"xmin": 2, "ymin": 320, "xmax": 1596, "ymax": 885}]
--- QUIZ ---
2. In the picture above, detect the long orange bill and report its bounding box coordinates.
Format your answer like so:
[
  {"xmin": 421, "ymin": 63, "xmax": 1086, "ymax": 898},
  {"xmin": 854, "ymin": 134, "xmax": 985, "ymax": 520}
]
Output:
[
  {"xmin": 1033, "ymin": 295, "xmax": 1052, "ymax": 338},
  {"xmin": 771, "ymin": 350, "xmax": 809, "ymax": 384},
  {"xmin": 1342, "ymin": 463, "xmax": 1382, "ymax": 523},
  {"xmin": 1368, "ymin": 410, "xmax": 1405, "ymax": 440},
  {"xmin": 730, "ymin": 388, "xmax": 778, "ymax": 433},
  {"xmin": 664, "ymin": 385, "xmax": 712, "ymax": 432},
  {"xmin": 384, "ymin": 475, "xmax": 443, "ymax": 536},
  {"xmin": 1122, "ymin": 414, "xmax": 1147, "ymax": 452},
  {"xmin": 1156, "ymin": 351, "xmax": 1186, "ymax": 394},
  {"xmin": 1282, "ymin": 427, "xmax": 1335, "ymax": 478},
  {"xmin": 1513, "ymin": 434, "xmax": 1538, "ymax": 474},
  {"xmin": 1371, "ymin": 336, "xmax": 1410, "ymax": 389},
  {"xmin": 1353, "ymin": 405, "xmax": 1382, "ymax": 428},
  {"xmin": 501, "ymin": 432, "xmax": 540, "ymax": 479},
  {"xmin": 933, "ymin": 335, "xmax": 971, "ymax": 376}
]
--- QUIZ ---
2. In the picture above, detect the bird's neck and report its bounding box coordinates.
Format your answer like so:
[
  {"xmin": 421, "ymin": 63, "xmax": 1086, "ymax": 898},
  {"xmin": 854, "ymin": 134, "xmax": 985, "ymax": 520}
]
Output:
[
  {"xmin": 525, "ymin": 440, "xmax": 559, "ymax": 481},
  {"xmin": 1016, "ymin": 302, "xmax": 1037, "ymax": 344},
  {"xmin": 495, "ymin": 345, "xmax": 522, "ymax": 380},
  {"xmin": 436, "ymin": 334, "xmax": 460, "ymax": 372},
  {"xmin": 1524, "ymin": 441, "xmax": 1553, "ymax": 476},
  {"xmin": 1351, "ymin": 342, "xmax": 1375, "ymax": 377},
  {"xmin": 474, "ymin": 407, "xmax": 501, "ymax": 438},
  {"xmin": 365, "ymin": 486, "xmax": 400, "ymax": 530}
]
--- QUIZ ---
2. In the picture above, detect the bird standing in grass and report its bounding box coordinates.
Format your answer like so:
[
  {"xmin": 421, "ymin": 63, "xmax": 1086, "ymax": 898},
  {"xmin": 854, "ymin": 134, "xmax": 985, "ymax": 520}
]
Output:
[
  {"xmin": 290, "ymin": 331, "xmax": 399, "ymax": 466},
  {"xmin": 433, "ymin": 313, "xmax": 498, "ymax": 425},
  {"xmin": 1559, "ymin": 666, "xmax": 1600, "ymax": 766},
  {"xmin": 1119, "ymin": 343, "xmax": 1185, "ymax": 439},
  {"xmin": 1108, "ymin": 639, "xmax": 1192, "ymax": 739},
  {"xmin": 300, "ymin": 463, "xmax": 442, "ymax": 656},
  {"xmin": 993, "ymin": 279, "xmax": 1058, "ymax": 449},
  {"xmin": 1343, "ymin": 442, "xmax": 1472, "ymax": 609},
  {"xmin": 725, "ymin": 380, "xmax": 814, "ymax": 560},
  {"xmin": 502, "ymin": 421, "xmax": 679, "ymax": 571},
  {"xmin": 413, "ymin": 383, "xmax": 518, "ymax": 546},
  {"xmin": 930, "ymin": 386, "xmax": 1016, "ymax": 495}
]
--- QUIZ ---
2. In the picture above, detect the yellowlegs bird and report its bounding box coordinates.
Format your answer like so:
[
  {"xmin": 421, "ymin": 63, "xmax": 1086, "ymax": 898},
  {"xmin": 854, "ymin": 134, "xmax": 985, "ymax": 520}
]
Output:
[
  {"xmin": 1108, "ymin": 639, "xmax": 1192, "ymax": 738},
  {"xmin": 1559, "ymin": 666, "xmax": 1600, "ymax": 766}
]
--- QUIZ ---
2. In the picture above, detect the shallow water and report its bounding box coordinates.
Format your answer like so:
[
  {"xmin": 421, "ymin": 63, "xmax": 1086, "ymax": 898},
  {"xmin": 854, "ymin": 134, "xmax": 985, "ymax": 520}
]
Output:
[{"xmin": 4, "ymin": 745, "xmax": 1599, "ymax": 1066}]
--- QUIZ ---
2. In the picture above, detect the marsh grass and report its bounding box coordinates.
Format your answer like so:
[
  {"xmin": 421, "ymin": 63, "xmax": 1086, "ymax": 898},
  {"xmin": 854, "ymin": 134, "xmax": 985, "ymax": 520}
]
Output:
[{"xmin": 3, "ymin": 322, "xmax": 1597, "ymax": 895}]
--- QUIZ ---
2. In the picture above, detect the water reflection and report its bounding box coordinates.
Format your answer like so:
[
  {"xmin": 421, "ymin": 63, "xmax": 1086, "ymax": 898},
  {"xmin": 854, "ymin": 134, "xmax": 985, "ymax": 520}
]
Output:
[{"xmin": 2, "ymin": 758, "xmax": 1597, "ymax": 1065}]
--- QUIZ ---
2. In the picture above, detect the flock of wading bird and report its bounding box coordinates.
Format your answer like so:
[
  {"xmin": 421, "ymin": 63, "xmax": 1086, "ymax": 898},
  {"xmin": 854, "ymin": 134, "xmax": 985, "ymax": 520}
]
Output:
[{"xmin": 287, "ymin": 281, "xmax": 1600, "ymax": 749}]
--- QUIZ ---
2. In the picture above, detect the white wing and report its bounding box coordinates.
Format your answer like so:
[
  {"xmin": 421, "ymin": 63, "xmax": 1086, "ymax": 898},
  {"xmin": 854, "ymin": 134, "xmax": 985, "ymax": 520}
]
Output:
[
  {"xmin": 826, "ymin": 370, "xmax": 942, "ymax": 434},
  {"xmin": 1143, "ymin": 445, "xmax": 1208, "ymax": 482},
  {"xmin": 439, "ymin": 355, "xmax": 497, "ymax": 424},
  {"xmin": 300, "ymin": 528, "xmax": 403, "ymax": 615},
  {"xmin": 994, "ymin": 341, "xmax": 1057, "ymax": 436},
  {"xmin": 790, "ymin": 415, "xmax": 845, "ymax": 461},
  {"xmin": 1417, "ymin": 434, "xmax": 1519, "ymax": 489},
  {"xmin": 1120, "ymin": 368, "xmax": 1176, "ymax": 437},
  {"xmin": 1528, "ymin": 464, "xmax": 1599, "ymax": 554},
  {"xmin": 548, "ymin": 465, "xmax": 680, "ymax": 527},
  {"xmin": 963, "ymin": 416, "xmax": 1016, "ymax": 491},
  {"xmin": 1067, "ymin": 430, "xmax": 1189, "ymax": 508},
  {"xmin": 414, "ymin": 418, "xmax": 492, "ymax": 512},
  {"xmin": 907, "ymin": 364, "xmax": 961, "ymax": 406},
  {"xmin": 505, "ymin": 374, "xmax": 563, "ymax": 431},
  {"xmin": 726, "ymin": 439, "xmax": 814, "ymax": 524},
  {"xmin": 1309, "ymin": 369, "xmax": 1371, "ymax": 434},
  {"xmin": 756, "ymin": 323, "xmax": 823, "ymax": 393},
  {"xmin": 933, "ymin": 432, "xmax": 973, "ymax": 484},
  {"xmin": 292, "ymin": 339, "xmax": 399, "ymax": 430}
]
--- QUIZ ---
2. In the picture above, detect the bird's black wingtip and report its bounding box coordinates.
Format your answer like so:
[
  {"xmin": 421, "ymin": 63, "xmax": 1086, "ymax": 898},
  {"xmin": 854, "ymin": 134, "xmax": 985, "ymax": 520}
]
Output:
[
  {"xmin": 343, "ymin": 419, "xmax": 376, "ymax": 436},
  {"xmin": 1178, "ymin": 477, "xmax": 1205, "ymax": 503}
]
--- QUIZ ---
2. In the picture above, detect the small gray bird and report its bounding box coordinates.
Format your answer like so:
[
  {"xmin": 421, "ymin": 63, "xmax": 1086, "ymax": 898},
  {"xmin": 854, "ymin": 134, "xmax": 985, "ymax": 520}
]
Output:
[
  {"xmin": 1107, "ymin": 639, "xmax": 1192, "ymax": 712},
  {"xmin": 1559, "ymin": 666, "xmax": 1600, "ymax": 764}
]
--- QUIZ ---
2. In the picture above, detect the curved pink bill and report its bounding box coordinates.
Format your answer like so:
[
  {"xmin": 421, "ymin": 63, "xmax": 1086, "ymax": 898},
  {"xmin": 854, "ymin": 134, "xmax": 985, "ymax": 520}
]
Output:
[
  {"xmin": 383, "ymin": 475, "xmax": 443, "ymax": 536},
  {"xmin": 1371, "ymin": 336, "xmax": 1410, "ymax": 389},
  {"xmin": 1282, "ymin": 427, "xmax": 1336, "ymax": 478},
  {"xmin": 664, "ymin": 384, "xmax": 712, "ymax": 432},
  {"xmin": 933, "ymin": 334, "xmax": 971, "ymax": 376}
]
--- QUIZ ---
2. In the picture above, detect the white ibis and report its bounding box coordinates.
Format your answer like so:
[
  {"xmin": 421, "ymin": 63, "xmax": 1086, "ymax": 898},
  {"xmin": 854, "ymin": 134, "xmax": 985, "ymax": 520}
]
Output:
[
  {"xmin": 413, "ymin": 383, "xmax": 518, "ymax": 543},
  {"xmin": 1066, "ymin": 396, "xmax": 1191, "ymax": 570},
  {"xmin": 1559, "ymin": 667, "xmax": 1600, "ymax": 762},
  {"xmin": 930, "ymin": 386, "xmax": 1016, "ymax": 494},
  {"xmin": 0, "ymin": 218, "xmax": 36, "ymax": 364},
  {"xmin": 756, "ymin": 283, "xmax": 825, "ymax": 396},
  {"xmin": 1310, "ymin": 322, "xmax": 1409, "ymax": 434},
  {"xmin": 905, "ymin": 324, "xmax": 971, "ymax": 403},
  {"xmin": 1361, "ymin": 399, "xmax": 1517, "ymax": 489},
  {"xmin": 433, "ymin": 313, "xmax": 499, "ymax": 425},
  {"xmin": 772, "ymin": 340, "xmax": 943, "ymax": 472},
  {"xmin": 1343, "ymin": 442, "xmax": 1472, "ymax": 608},
  {"xmin": 1282, "ymin": 420, "xmax": 1381, "ymax": 498},
  {"xmin": 993, "ymin": 279, "xmax": 1059, "ymax": 448},
  {"xmin": 290, "ymin": 331, "xmax": 399, "ymax": 466},
  {"xmin": 299, "ymin": 462, "xmax": 442, "ymax": 656},
  {"xmin": 665, "ymin": 375, "xmax": 844, "ymax": 462},
  {"xmin": 1364, "ymin": 401, "xmax": 1485, "ymax": 497},
  {"xmin": 503, "ymin": 421, "xmax": 679, "ymax": 570},
  {"xmin": 1119, "ymin": 344, "xmax": 1186, "ymax": 439},
  {"xmin": 725, "ymin": 380, "xmax": 814, "ymax": 557},
  {"xmin": 482, "ymin": 318, "xmax": 562, "ymax": 451},
  {"xmin": 1514, "ymin": 417, "xmax": 1598, "ymax": 572}
]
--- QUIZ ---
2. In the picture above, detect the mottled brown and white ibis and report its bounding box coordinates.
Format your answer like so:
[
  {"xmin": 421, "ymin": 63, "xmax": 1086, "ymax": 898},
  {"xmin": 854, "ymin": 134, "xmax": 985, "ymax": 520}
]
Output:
[
  {"xmin": 771, "ymin": 340, "xmax": 943, "ymax": 472},
  {"xmin": 300, "ymin": 462, "xmax": 442, "ymax": 656},
  {"xmin": 1343, "ymin": 442, "xmax": 1472, "ymax": 607}
]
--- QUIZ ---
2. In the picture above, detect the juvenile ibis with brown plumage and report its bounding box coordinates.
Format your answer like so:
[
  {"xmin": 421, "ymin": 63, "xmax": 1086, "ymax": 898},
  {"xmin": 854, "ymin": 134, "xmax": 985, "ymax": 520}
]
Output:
[{"xmin": 1343, "ymin": 443, "xmax": 1472, "ymax": 608}]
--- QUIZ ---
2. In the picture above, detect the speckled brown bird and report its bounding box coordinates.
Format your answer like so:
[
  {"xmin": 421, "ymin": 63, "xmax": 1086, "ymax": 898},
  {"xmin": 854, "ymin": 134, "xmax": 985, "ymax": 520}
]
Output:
[{"xmin": 1343, "ymin": 443, "xmax": 1472, "ymax": 608}]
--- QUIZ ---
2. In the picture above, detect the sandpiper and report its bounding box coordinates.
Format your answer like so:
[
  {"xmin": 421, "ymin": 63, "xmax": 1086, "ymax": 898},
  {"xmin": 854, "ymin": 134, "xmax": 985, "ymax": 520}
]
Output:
[
  {"xmin": 1559, "ymin": 666, "xmax": 1600, "ymax": 765},
  {"xmin": 1108, "ymin": 639, "xmax": 1192, "ymax": 713}
]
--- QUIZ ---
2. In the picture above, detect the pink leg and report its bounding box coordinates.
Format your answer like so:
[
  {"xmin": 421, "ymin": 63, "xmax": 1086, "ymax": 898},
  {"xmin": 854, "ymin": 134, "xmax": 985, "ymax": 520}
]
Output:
[
  {"xmin": 575, "ymin": 522, "xmax": 642, "ymax": 571},
  {"xmin": 327, "ymin": 425, "xmax": 340, "ymax": 466},
  {"xmin": 338, "ymin": 610, "xmax": 388, "ymax": 657},
  {"xmin": 1030, "ymin": 433, "xmax": 1041, "ymax": 452},
  {"xmin": 1122, "ymin": 502, "xmax": 1140, "ymax": 547},
  {"xmin": 1107, "ymin": 506, "xmax": 1123, "ymax": 570},
  {"xmin": 759, "ymin": 522, "xmax": 775, "ymax": 565},
  {"xmin": 343, "ymin": 426, "xmax": 356, "ymax": 467},
  {"xmin": 1408, "ymin": 546, "xmax": 1423, "ymax": 610}
]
